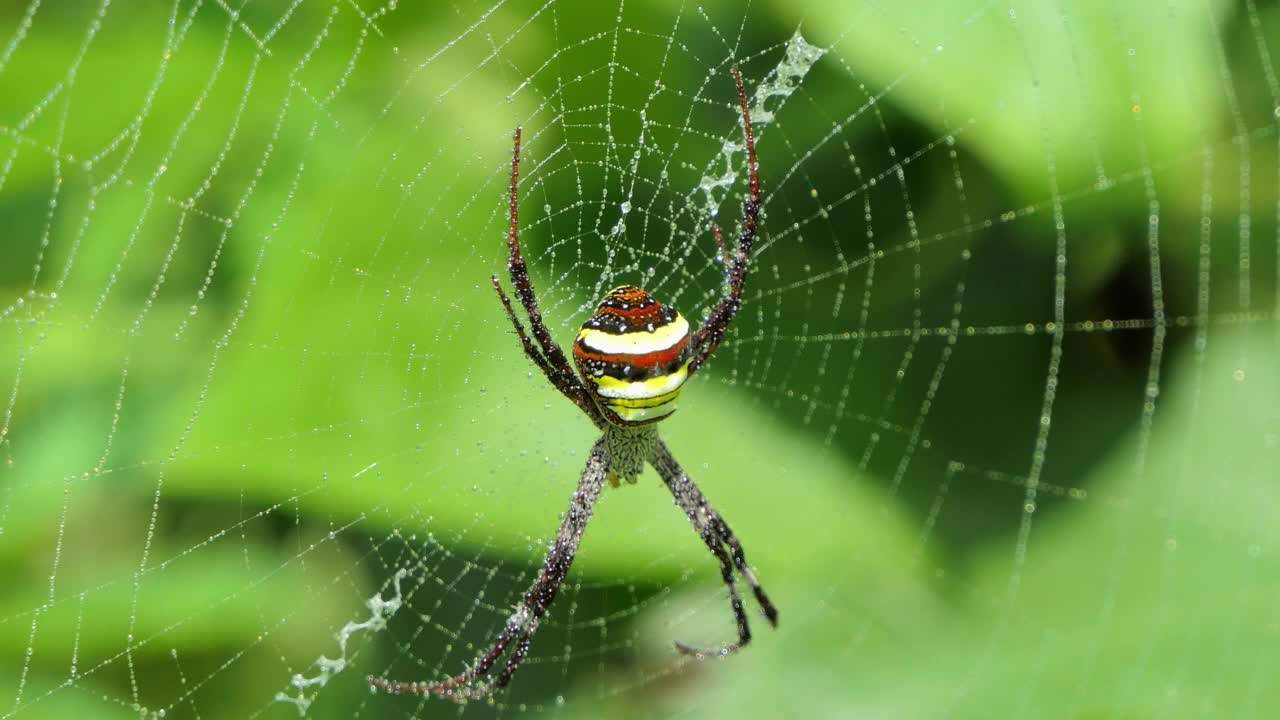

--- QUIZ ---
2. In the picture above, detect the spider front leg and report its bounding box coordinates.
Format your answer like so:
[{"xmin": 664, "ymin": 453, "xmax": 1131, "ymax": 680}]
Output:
[
  {"xmin": 496, "ymin": 127, "xmax": 606, "ymax": 426},
  {"xmin": 492, "ymin": 275, "xmax": 603, "ymax": 422},
  {"xmin": 368, "ymin": 438, "xmax": 609, "ymax": 701},
  {"xmin": 650, "ymin": 439, "xmax": 778, "ymax": 657},
  {"xmin": 689, "ymin": 64, "xmax": 762, "ymax": 377}
]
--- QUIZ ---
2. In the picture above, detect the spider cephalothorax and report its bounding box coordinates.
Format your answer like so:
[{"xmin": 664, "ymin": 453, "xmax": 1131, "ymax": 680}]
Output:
[{"xmin": 370, "ymin": 65, "xmax": 775, "ymax": 702}]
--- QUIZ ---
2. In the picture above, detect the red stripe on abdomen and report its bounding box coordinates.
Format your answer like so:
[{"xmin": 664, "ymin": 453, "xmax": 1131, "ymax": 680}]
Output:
[{"xmin": 573, "ymin": 336, "xmax": 689, "ymax": 370}]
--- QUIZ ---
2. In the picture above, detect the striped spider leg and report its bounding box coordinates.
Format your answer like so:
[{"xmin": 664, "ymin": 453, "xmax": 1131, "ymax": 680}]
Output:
[{"xmin": 369, "ymin": 64, "xmax": 774, "ymax": 702}]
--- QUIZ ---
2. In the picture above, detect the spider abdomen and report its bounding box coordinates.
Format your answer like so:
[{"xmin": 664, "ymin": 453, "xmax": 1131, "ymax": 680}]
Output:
[{"xmin": 573, "ymin": 285, "xmax": 690, "ymax": 426}]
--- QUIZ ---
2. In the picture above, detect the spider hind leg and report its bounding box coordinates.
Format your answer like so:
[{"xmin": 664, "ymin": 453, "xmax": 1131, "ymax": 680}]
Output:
[
  {"xmin": 650, "ymin": 439, "xmax": 777, "ymax": 658},
  {"xmin": 671, "ymin": 533, "xmax": 751, "ymax": 658},
  {"xmin": 367, "ymin": 439, "xmax": 609, "ymax": 701}
]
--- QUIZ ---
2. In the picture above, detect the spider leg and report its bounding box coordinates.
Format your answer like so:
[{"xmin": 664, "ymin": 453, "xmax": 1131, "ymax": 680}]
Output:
[
  {"xmin": 493, "ymin": 274, "xmax": 603, "ymax": 421},
  {"xmin": 709, "ymin": 514, "xmax": 778, "ymax": 625},
  {"xmin": 673, "ymin": 531, "xmax": 751, "ymax": 658},
  {"xmin": 689, "ymin": 64, "xmax": 761, "ymax": 377},
  {"xmin": 368, "ymin": 438, "xmax": 609, "ymax": 700},
  {"xmin": 368, "ymin": 615, "xmax": 522, "ymax": 695},
  {"xmin": 650, "ymin": 438, "xmax": 777, "ymax": 657},
  {"xmin": 503, "ymin": 129, "xmax": 587, "ymax": 388},
  {"xmin": 438, "ymin": 623, "xmax": 537, "ymax": 702}
]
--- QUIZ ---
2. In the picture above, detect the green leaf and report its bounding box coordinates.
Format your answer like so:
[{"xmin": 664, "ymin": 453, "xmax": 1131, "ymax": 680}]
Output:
[{"xmin": 795, "ymin": 0, "xmax": 1232, "ymax": 199}]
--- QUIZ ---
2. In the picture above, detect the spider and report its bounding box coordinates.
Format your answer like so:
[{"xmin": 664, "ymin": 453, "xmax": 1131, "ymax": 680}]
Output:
[{"xmin": 369, "ymin": 65, "xmax": 776, "ymax": 702}]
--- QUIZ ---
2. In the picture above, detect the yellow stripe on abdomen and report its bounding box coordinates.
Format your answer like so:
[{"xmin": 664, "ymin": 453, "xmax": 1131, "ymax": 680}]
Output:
[
  {"xmin": 593, "ymin": 362, "xmax": 688, "ymax": 423},
  {"xmin": 600, "ymin": 390, "xmax": 681, "ymax": 423},
  {"xmin": 591, "ymin": 360, "xmax": 690, "ymax": 400},
  {"xmin": 576, "ymin": 313, "xmax": 689, "ymax": 355}
]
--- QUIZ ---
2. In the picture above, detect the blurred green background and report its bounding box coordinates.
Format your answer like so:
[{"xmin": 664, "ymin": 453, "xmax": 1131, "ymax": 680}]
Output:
[{"xmin": 0, "ymin": 0, "xmax": 1277, "ymax": 718}]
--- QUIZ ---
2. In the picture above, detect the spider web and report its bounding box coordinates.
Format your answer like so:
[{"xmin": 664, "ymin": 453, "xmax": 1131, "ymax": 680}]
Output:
[{"xmin": 1, "ymin": 0, "xmax": 1277, "ymax": 718}]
